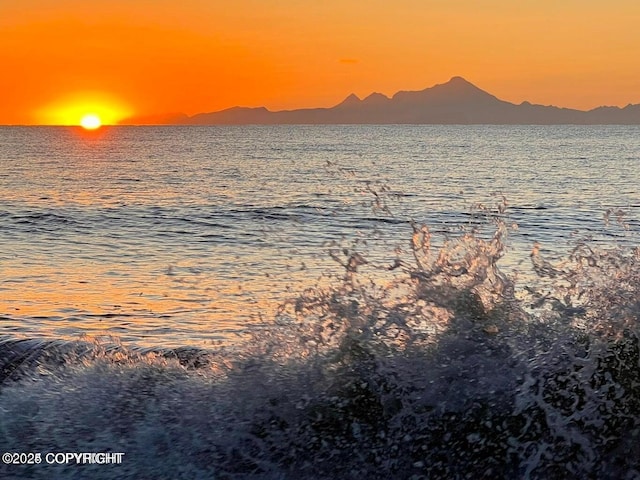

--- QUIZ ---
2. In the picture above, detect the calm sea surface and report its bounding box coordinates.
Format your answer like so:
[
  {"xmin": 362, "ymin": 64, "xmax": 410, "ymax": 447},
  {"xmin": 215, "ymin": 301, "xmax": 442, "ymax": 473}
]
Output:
[{"xmin": 1, "ymin": 125, "xmax": 639, "ymax": 347}]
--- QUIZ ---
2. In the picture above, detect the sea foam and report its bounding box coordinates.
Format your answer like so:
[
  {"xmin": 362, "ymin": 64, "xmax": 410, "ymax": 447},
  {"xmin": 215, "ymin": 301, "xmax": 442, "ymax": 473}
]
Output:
[{"xmin": 1, "ymin": 201, "xmax": 639, "ymax": 479}]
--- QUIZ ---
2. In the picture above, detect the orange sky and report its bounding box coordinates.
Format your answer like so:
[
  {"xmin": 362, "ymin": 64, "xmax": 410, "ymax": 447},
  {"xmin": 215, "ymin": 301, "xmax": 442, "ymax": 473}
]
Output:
[{"xmin": 1, "ymin": 0, "xmax": 639, "ymax": 125}]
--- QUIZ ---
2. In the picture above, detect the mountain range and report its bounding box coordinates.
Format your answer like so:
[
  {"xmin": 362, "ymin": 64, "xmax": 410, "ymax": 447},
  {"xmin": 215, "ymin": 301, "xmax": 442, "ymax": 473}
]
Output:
[{"xmin": 121, "ymin": 76, "xmax": 640, "ymax": 125}]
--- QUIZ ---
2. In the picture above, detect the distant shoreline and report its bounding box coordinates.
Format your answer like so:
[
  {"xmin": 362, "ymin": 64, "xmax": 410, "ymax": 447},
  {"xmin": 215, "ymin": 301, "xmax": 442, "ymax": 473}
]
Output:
[{"xmin": 114, "ymin": 77, "xmax": 640, "ymax": 126}]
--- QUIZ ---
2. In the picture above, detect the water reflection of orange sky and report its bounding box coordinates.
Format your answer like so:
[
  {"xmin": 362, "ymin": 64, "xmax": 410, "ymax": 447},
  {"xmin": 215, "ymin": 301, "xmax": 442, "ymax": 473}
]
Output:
[
  {"xmin": 1, "ymin": 260, "xmax": 290, "ymax": 348},
  {"xmin": 2, "ymin": 130, "xmax": 220, "ymax": 208}
]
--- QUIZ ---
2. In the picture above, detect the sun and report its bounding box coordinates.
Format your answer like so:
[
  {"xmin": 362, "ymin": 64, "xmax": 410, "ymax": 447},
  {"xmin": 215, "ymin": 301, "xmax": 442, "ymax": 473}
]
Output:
[
  {"xmin": 37, "ymin": 92, "xmax": 132, "ymax": 126},
  {"xmin": 80, "ymin": 114, "xmax": 102, "ymax": 130}
]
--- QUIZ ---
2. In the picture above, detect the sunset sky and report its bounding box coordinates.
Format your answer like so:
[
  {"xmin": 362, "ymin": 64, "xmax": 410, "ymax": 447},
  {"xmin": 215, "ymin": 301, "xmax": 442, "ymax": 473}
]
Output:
[{"xmin": 2, "ymin": 0, "xmax": 639, "ymax": 125}]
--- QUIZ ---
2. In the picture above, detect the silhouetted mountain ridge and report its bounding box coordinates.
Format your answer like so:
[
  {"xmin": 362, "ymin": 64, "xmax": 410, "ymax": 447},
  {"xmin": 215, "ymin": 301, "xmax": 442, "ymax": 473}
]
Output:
[{"xmin": 120, "ymin": 77, "xmax": 640, "ymax": 125}]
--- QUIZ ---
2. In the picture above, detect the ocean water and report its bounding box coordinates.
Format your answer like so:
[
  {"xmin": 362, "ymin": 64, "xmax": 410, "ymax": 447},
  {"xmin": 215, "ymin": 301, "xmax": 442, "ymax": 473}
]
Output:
[{"xmin": 0, "ymin": 125, "xmax": 639, "ymax": 479}]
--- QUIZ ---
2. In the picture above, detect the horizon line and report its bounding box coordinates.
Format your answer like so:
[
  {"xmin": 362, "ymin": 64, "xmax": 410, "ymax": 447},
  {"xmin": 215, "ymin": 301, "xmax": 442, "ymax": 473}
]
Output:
[{"xmin": 5, "ymin": 76, "xmax": 640, "ymax": 126}]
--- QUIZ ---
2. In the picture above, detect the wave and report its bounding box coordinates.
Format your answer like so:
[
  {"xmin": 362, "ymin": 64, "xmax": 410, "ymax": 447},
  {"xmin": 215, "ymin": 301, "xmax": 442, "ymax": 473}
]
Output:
[{"xmin": 1, "ymin": 204, "xmax": 639, "ymax": 479}]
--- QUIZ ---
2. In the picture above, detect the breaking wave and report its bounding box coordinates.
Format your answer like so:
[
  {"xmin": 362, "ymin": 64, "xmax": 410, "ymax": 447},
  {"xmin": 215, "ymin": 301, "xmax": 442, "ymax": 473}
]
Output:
[{"xmin": 1, "ymin": 202, "xmax": 639, "ymax": 479}]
